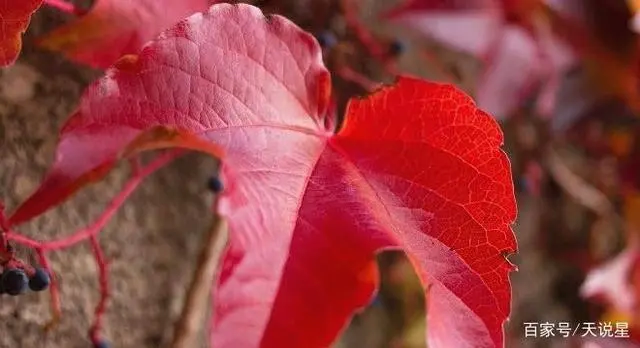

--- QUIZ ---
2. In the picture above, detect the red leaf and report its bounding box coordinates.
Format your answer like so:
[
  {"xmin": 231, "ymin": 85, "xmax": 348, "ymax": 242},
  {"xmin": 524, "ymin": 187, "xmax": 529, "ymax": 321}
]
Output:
[
  {"xmin": 36, "ymin": 0, "xmax": 212, "ymax": 68},
  {"xmin": 13, "ymin": 4, "xmax": 518, "ymax": 347},
  {"xmin": 385, "ymin": 0, "xmax": 575, "ymax": 119},
  {"xmin": 0, "ymin": 0, "xmax": 44, "ymax": 66}
]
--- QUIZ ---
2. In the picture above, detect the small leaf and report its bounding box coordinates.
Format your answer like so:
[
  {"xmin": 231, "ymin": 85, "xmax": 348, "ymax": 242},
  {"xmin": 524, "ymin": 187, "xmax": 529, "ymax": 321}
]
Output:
[
  {"xmin": 0, "ymin": 0, "xmax": 44, "ymax": 66},
  {"xmin": 581, "ymin": 242, "xmax": 639, "ymax": 316},
  {"xmin": 36, "ymin": 0, "xmax": 212, "ymax": 69},
  {"xmin": 385, "ymin": 0, "xmax": 575, "ymax": 119},
  {"xmin": 383, "ymin": 0, "xmax": 502, "ymax": 57},
  {"xmin": 547, "ymin": 0, "xmax": 640, "ymax": 111},
  {"xmin": 13, "ymin": 4, "xmax": 517, "ymax": 347}
]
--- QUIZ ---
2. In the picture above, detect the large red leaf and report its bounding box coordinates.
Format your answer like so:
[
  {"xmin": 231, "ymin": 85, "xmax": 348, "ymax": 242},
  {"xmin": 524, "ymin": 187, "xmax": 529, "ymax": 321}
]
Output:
[
  {"xmin": 11, "ymin": 3, "xmax": 518, "ymax": 347},
  {"xmin": 36, "ymin": 0, "xmax": 212, "ymax": 69},
  {"xmin": 0, "ymin": 0, "xmax": 44, "ymax": 66},
  {"xmin": 385, "ymin": 0, "xmax": 575, "ymax": 119}
]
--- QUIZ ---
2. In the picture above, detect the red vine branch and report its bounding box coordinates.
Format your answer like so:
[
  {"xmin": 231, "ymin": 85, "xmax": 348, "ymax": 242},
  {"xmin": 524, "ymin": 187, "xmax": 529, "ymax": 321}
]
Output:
[
  {"xmin": 6, "ymin": 150, "xmax": 181, "ymax": 249},
  {"xmin": 36, "ymin": 249, "xmax": 62, "ymax": 331},
  {"xmin": 338, "ymin": 0, "xmax": 403, "ymax": 77},
  {"xmin": 43, "ymin": 0, "xmax": 85, "ymax": 16},
  {"xmin": 340, "ymin": 0, "xmax": 385, "ymax": 59},
  {"xmin": 0, "ymin": 149, "xmax": 183, "ymax": 344},
  {"xmin": 88, "ymin": 235, "xmax": 110, "ymax": 346},
  {"xmin": 336, "ymin": 65, "xmax": 383, "ymax": 92}
]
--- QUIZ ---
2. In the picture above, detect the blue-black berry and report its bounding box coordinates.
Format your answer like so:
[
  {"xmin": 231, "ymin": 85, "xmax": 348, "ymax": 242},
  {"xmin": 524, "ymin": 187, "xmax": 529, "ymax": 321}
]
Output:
[
  {"xmin": 370, "ymin": 293, "xmax": 383, "ymax": 307},
  {"xmin": 93, "ymin": 338, "xmax": 110, "ymax": 348},
  {"xmin": 515, "ymin": 175, "xmax": 532, "ymax": 194},
  {"xmin": 28, "ymin": 267, "xmax": 50, "ymax": 292},
  {"xmin": 207, "ymin": 176, "xmax": 224, "ymax": 193},
  {"xmin": 1, "ymin": 268, "xmax": 29, "ymax": 296},
  {"xmin": 389, "ymin": 39, "xmax": 407, "ymax": 56},
  {"xmin": 315, "ymin": 31, "xmax": 337, "ymax": 49}
]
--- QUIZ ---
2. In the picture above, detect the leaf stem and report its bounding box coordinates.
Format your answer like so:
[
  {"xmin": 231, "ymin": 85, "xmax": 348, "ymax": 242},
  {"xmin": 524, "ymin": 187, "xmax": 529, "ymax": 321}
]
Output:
[
  {"xmin": 43, "ymin": 0, "xmax": 85, "ymax": 16},
  {"xmin": 170, "ymin": 207, "xmax": 229, "ymax": 348}
]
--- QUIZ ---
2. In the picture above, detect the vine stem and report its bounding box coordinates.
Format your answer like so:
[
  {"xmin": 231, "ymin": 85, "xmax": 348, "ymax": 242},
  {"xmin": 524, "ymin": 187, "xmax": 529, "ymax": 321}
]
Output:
[
  {"xmin": 336, "ymin": 66, "xmax": 382, "ymax": 92},
  {"xmin": 339, "ymin": 0, "xmax": 404, "ymax": 77},
  {"xmin": 43, "ymin": 0, "xmax": 85, "ymax": 16},
  {"xmin": 4, "ymin": 150, "xmax": 182, "ymax": 335},
  {"xmin": 6, "ymin": 150, "xmax": 182, "ymax": 250},
  {"xmin": 417, "ymin": 47, "xmax": 462, "ymax": 85},
  {"xmin": 544, "ymin": 147, "xmax": 615, "ymax": 217},
  {"xmin": 170, "ymin": 207, "xmax": 229, "ymax": 348},
  {"xmin": 543, "ymin": 146, "xmax": 629, "ymax": 236},
  {"xmin": 88, "ymin": 234, "xmax": 110, "ymax": 345},
  {"xmin": 340, "ymin": 0, "xmax": 385, "ymax": 59},
  {"xmin": 36, "ymin": 249, "xmax": 62, "ymax": 331}
]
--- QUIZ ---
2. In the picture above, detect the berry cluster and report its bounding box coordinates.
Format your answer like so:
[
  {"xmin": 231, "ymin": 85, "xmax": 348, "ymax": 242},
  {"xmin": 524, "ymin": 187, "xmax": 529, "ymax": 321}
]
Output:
[{"xmin": 0, "ymin": 267, "xmax": 50, "ymax": 296}]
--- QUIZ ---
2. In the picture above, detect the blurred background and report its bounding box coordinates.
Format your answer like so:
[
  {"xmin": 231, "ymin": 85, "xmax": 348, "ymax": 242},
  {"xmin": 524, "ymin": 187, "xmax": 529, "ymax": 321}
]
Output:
[{"xmin": 1, "ymin": 0, "xmax": 640, "ymax": 347}]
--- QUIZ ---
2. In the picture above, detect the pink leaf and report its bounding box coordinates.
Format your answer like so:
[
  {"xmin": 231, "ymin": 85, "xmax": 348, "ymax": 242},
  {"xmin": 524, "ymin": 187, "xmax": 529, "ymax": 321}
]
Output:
[
  {"xmin": 385, "ymin": 0, "xmax": 576, "ymax": 119},
  {"xmin": 36, "ymin": 0, "xmax": 212, "ymax": 68},
  {"xmin": 384, "ymin": 0, "xmax": 502, "ymax": 57}
]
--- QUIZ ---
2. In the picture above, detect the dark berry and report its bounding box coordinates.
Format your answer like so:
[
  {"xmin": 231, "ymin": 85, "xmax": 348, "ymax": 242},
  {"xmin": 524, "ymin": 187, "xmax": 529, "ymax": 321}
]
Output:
[
  {"xmin": 93, "ymin": 339, "xmax": 110, "ymax": 348},
  {"xmin": 1, "ymin": 268, "xmax": 28, "ymax": 296},
  {"xmin": 315, "ymin": 31, "xmax": 337, "ymax": 49},
  {"xmin": 207, "ymin": 176, "xmax": 224, "ymax": 193},
  {"xmin": 370, "ymin": 293, "xmax": 383, "ymax": 307},
  {"xmin": 28, "ymin": 267, "xmax": 50, "ymax": 292},
  {"xmin": 515, "ymin": 176, "xmax": 529, "ymax": 193},
  {"xmin": 389, "ymin": 39, "xmax": 407, "ymax": 56}
]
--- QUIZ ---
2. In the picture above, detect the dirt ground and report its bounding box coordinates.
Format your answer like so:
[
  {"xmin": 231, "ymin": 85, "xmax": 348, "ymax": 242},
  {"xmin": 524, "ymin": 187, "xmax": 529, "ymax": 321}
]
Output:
[{"xmin": 0, "ymin": 1, "xmax": 580, "ymax": 348}]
